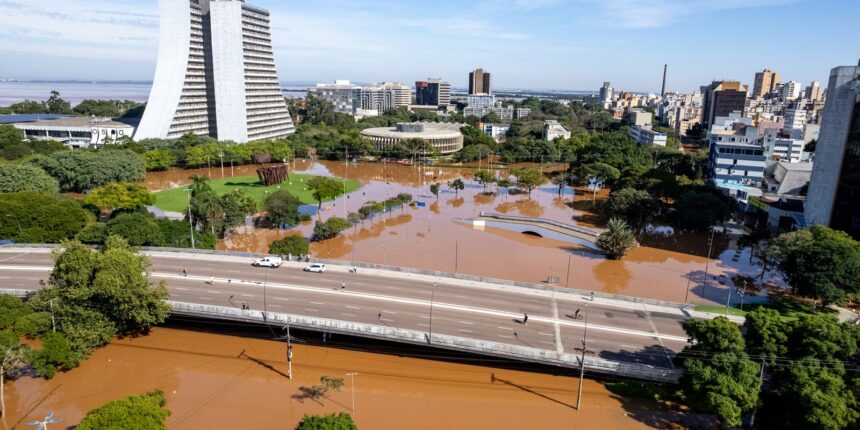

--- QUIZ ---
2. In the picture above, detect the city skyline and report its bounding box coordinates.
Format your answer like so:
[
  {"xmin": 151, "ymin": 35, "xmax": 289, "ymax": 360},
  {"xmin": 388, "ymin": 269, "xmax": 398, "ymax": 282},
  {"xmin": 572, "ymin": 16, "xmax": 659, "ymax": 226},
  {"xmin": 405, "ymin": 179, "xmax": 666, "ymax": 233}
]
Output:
[{"xmin": 0, "ymin": 0, "xmax": 858, "ymax": 93}]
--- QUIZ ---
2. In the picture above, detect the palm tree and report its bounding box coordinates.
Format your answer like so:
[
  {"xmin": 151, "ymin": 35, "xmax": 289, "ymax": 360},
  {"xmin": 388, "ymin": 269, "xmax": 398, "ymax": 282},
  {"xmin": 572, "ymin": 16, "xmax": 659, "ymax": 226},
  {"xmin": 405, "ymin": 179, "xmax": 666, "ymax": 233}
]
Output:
[{"xmin": 597, "ymin": 218, "xmax": 638, "ymax": 260}]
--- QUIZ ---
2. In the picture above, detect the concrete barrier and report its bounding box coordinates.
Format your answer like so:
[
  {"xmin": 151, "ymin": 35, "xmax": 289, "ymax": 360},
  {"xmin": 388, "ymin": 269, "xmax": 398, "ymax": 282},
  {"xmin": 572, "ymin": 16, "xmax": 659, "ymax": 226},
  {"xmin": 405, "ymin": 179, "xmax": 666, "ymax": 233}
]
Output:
[{"xmin": 169, "ymin": 301, "xmax": 682, "ymax": 383}]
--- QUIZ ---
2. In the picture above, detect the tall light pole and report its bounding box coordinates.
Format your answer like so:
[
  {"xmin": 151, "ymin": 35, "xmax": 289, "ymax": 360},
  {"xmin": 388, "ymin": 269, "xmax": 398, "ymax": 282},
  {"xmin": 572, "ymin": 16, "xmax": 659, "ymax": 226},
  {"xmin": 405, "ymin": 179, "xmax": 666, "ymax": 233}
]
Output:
[
  {"xmin": 576, "ymin": 304, "xmax": 590, "ymax": 410},
  {"xmin": 186, "ymin": 189, "xmax": 196, "ymax": 250},
  {"xmin": 346, "ymin": 372, "xmax": 358, "ymax": 414},
  {"xmin": 219, "ymin": 152, "xmax": 225, "ymax": 178},
  {"xmin": 703, "ymin": 227, "xmax": 715, "ymax": 302},
  {"xmin": 428, "ymin": 281, "xmax": 438, "ymax": 344},
  {"xmin": 565, "ymin": 253, "xmax": 572, "ymax": 288}
]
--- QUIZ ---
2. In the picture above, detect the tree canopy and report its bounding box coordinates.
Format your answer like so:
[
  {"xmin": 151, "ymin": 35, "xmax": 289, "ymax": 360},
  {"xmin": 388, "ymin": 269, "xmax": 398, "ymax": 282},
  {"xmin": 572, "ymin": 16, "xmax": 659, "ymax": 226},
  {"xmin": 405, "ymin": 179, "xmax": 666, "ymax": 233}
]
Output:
[
  {"xmin": 83, "ymin": 182, "xmax": 155, "ymax": 212},
  {"xmin": 264, "ymin": 190, "xmax": 303, "ymax": 227},
  {"xmin": 33, "ymin": 149, "xmax": 146, "ymax": 192},
  {"xmin": 0, "ymin": 192, "xmax": 93, "ymax": 243},
  {"xmin": 295, "ymin": 413, "xmax": 357, "ymax": 430},
  {"xmin": 77, "ymin": 390, "xmax": 171, "ymax": 430},
  {"xmin": 307, "ymin": 176, "xmax": 345, "ymax": 208},
  {"xmin": 0, "ymin": 164, "xmax": 59, "ymax": 194},
  {"xmin": 597, "ymin": 218, "xmax": 638, "ymax": 260}
]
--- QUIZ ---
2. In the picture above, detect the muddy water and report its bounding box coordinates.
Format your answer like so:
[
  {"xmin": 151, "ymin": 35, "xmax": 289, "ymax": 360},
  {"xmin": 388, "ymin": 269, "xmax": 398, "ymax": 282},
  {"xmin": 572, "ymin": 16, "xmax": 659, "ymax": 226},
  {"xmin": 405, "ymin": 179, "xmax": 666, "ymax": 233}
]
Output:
[
  {"xmin": 4, "ymin": 328, "xmax": 687, "ymax": 430},
  {"xmin": 148, "ymin": 161, "xmax": 745, "ymax": 305}
]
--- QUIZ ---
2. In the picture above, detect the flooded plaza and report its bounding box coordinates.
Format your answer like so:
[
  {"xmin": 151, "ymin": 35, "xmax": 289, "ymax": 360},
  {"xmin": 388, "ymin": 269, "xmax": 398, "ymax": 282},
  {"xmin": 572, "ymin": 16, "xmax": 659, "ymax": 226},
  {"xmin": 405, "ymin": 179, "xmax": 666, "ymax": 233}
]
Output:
[
  {"xmin": 146, "ymin": 161, "xmax": 755, "ymax": 305},
  {"xmin": 3, "ymin": 327, "xmax": 705, "ymax": 430}
]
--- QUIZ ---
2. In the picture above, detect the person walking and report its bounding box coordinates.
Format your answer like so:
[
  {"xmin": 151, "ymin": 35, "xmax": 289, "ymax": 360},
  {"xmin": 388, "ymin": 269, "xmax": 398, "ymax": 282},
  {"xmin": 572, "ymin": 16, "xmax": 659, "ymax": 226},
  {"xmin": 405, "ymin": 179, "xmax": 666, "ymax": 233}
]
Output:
[
  {"xmin": 590, "ymin": 291, "xmax": 595, "ymax": 302},
  {"xmin": 341, "ymin": 282, "xmax": 346, "ymax": 289},
  {"xmin": 574, "ymin": 308, "xmax": 580, "ymax": 319},
  {"xmin": 523, "ymin": 313, "xmax": 529, "ymax": 324},
  {"xmin": 182, "ymin": 268, "xmax": 187, "ymax": 277}
]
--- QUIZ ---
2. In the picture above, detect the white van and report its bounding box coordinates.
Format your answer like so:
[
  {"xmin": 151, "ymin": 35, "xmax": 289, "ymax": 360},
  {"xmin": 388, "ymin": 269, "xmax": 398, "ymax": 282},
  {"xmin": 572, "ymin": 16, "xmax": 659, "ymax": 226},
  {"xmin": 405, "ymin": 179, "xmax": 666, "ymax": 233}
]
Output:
[{"xmin": 253, "ymin": 257, "xmax": 283, "ymax": 268}]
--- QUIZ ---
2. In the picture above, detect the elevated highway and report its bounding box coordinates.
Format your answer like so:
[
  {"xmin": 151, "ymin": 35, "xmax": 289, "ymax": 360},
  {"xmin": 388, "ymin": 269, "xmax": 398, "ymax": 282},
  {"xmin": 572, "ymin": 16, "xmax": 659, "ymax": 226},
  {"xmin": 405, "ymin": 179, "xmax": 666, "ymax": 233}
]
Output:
[{"xmin": 0, "ymin": 246, "xmax": 694, "ymax": 382}]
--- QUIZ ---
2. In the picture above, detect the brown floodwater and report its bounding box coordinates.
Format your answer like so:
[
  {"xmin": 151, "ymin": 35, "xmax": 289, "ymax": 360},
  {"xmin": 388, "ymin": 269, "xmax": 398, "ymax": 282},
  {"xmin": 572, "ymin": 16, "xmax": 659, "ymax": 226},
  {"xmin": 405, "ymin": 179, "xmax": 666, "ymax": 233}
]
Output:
[
  {"xmin": 149, "ymin": 161, "xmax": 748, "ymax": 305},
  {"xmin": 3, "ymin": 328, "xmax": 703, "ymax": 430}
]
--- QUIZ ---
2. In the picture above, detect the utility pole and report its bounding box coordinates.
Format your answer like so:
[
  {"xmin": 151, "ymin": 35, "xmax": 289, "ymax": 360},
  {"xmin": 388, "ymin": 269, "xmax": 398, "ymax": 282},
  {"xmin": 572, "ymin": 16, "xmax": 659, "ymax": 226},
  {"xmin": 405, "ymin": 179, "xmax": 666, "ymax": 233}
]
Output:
[
  {"xmin": 703, "ymin": 227, "xmax": 715, "ymax": 301},
  {"xmin": 186, "ymin": 189, "xmax": 195, "ymax": 250},
  {"xmin": 48, "ymin": 298, "xmax": 57, "ymax": 332},
  {"xmin": 283, "ymin": 323, "xmax": 293, "ymax": 380},
  {"xmin": 576, "ymin": 304, "xmax": 591, "ymax": 410},
  {"xmin": 346, "ymin": 372, "xmax": 358, "ymax": 414},
  {"xmin": 565, "ymin": 253, "xmax": 572, "ymax": 288},
  {"xmin": 454, "ymin": 240, "xmax": 459, "ymax": 274}
]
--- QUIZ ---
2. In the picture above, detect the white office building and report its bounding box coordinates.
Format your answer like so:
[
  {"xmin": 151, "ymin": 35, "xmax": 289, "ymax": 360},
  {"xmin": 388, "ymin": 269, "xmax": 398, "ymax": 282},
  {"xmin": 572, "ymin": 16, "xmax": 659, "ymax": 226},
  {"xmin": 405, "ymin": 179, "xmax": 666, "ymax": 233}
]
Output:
[
  {"xmin": 542, "ymin": 120, "xmax": 571, "ymax": 140},
  {"xmin": 361, "ymin": 82, "xmax": 411, "ymax": 114},
  {"xmin": 135, "ymin": 0, "xmax": 295, "ymax": 143},
  {"xmin": 781, "ymin": 81, "xmax": 802, "ymax": 101},
  {"xmin": 783, "ymin": 107, "xmax": 808, "ymax": 133},
  {"xmin": 763, "ymin": 131, "xmax": 804, "ymax": 164},
  {"xmin": 629, "ymin": 125, "xmax": 668, "ymax": 147},
  {"xmin": 308, "ymin": 80, "xmax": 361, "ymax": 115}
]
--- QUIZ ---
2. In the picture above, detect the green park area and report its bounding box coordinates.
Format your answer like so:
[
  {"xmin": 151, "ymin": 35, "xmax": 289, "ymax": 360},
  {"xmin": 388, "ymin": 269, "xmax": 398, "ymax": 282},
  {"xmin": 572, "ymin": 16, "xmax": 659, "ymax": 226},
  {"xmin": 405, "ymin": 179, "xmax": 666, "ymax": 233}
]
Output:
[{"xmin": 154, "ymin": 174, "xmax": 362, "ymax": 213}]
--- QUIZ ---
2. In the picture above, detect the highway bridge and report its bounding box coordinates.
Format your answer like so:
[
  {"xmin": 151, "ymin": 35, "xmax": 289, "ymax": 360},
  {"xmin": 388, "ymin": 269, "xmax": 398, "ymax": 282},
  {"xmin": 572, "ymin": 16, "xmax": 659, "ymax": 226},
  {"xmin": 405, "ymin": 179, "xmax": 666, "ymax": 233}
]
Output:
[{"xmin": 0, "ymin": 246, "xmax": 695, "ymax": 382}]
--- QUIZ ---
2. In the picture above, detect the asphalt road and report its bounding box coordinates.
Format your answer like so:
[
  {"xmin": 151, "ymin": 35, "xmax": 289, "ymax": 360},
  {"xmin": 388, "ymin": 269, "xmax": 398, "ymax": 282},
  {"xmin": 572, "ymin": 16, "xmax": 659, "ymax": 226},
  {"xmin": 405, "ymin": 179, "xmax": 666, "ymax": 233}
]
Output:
[{"xmin": 0, "ymin": 249, "xmax": 690, "ymax": 368}]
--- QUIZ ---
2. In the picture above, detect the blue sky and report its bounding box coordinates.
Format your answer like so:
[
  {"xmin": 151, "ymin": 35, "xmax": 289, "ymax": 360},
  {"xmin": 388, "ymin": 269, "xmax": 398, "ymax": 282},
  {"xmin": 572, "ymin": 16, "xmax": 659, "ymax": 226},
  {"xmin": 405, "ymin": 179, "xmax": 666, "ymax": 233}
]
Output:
[{"xmin": 0, "ymin": 0, "xmax": 857, "ymax": 92}]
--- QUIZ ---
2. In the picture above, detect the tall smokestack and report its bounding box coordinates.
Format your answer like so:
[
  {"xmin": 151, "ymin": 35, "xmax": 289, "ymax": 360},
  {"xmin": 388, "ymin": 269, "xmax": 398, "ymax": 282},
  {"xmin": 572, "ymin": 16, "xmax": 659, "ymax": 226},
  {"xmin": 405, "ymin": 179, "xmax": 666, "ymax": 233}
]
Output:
[{"xmin": 661, "ymin": 64, "xmax": 668, "ymax": 98}]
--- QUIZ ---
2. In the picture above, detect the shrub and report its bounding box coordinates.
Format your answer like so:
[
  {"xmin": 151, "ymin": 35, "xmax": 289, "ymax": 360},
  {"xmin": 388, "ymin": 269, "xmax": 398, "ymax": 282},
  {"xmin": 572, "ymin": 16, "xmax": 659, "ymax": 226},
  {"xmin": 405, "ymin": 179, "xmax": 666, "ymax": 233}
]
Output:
[
  {"xmin": 270, "ymin": 235, "xmax": 310, "ymax": 256},
  {"xmin": 0, "ymin": 164, "xmax": 59, "ymax": 194}
]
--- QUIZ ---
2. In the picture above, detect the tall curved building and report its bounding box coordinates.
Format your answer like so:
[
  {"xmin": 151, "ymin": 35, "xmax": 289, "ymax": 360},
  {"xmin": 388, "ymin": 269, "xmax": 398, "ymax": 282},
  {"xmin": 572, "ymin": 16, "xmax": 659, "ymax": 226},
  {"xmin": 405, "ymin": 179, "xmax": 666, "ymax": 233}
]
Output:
[{"xmin": 135, "ymin": 0, "xmax": 295, "ymax": 143}]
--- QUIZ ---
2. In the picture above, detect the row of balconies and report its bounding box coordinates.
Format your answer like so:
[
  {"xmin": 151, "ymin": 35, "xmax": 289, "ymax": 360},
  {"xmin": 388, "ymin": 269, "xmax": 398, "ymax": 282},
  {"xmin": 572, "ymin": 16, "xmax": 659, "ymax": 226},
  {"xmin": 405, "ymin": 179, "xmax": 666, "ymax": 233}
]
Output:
[{"xmin": 247, "ymin": 108, "xmax": 290, "ymax": 118}]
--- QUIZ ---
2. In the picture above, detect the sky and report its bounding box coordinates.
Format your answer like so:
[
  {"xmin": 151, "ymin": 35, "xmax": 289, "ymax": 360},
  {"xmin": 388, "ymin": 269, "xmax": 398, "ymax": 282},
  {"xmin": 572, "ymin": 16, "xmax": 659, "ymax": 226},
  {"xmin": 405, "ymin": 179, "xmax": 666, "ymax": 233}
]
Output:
[{"xmin": 0, "ymin": 0, "xmax": 858, "ymax": 93}]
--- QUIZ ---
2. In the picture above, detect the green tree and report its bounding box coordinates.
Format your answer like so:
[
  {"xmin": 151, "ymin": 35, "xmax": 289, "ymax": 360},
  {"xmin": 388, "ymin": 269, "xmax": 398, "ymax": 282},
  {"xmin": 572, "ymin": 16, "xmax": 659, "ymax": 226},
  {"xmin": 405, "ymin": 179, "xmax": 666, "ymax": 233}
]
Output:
[
  {"xmin": 107, "ymin": 212, "xmax": 164, "ymax": 247},
  {"xmin": 474, "ymin": 170, "xmax": 495, "ymax": 191},
  {"xmin": 0, "ymin": 164, "xmax": 59, "ymax": 194},
  {"xmin": 430, "ymin": 183, "xmax": 440, "ymax": 199},
  {"xmin": 679, "ymin": 317, "xmax": 761, "ymax": 427},
  {"xmin": 510, "ymin": 167, "xmax": 544, "ymax": 197},
  {"xmin": 313, "ymin": 217, "xmax": 351, "ymax": 241},
  {"xmin": 766, "ymin": 359, "xmax": 858, "ymax": 430},
  {"xmin": 604, "ymin": 189, "xmax": 658, "ymax": 234},
  {"xmin": 144, "ymin": 149, "xmax": 177, "ymax": 171},
  {"xmin": 307, "ymin": 176, "xmax": 345, "ymax": 209},
  {"xmin": 46, "ymin": 90, "xmax": 73, "ymax": 114},
  {"xmin": 33, "ymin": 149, "xmax": 146, "ymax": 192},
  {"xmin": 770, "ymin": 226, "xmax": 860, "ymax": 304},
  {"xmin": 674, "ymin": 189, "xmax": 733, "ymax": 231},
  {"xmin": 264, "ymin": 190, "xmax": 302, "ymax": 227},
  {"xmin": 28, "ymin": 331, "xmax": 75, "ymax": 379},
  {"xmin": 576, "ymin": 162, "xmax": 621, "ymax": 202},
  {"xmin": 448, "ymin": 178, "xmax": 465, "ymax": 196},
  {"xmin": 155, "ymin": 219, "xmax": 216, "ymax": 250},
  {"xmin": 77, "ymin": 390, "xmax": 171, "ymax": 430},
  {"xmin": 596, "ymin": 218, "xmax": 638, "ymax": 260},
  {"xmin": 270, "ymin": 235, "xmax": 310, "ymax": 256},
  {"xmin": 219, "ymin": 189, "xmax": 256, "ymax": 234},
  {"xmin": 743, "ymin": 307, "xmax": 788, "ymax": 365},
  {"xmin": 83, "ymin": 182, "xmax": 156, "ymax": 213},
  {"xmin": 0, "ymin": 192, "xmax": 93, "ymax": 243},
  {"xmin": 295, "ymin": 413, "xmax": 357, "ymax": 430},
  {"xmin": 0, "ymin": 330, "xmax": 27, "ymax": 418},
  {"xmin": 188, "ymin": 176, "xmax": 223, "ymax": 236}
]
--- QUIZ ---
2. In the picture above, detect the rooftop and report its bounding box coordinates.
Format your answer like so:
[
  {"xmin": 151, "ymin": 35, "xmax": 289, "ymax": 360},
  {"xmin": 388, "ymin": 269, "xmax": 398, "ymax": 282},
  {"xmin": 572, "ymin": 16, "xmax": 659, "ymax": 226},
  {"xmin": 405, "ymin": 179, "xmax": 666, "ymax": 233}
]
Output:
[
  {"xmin": 360, "ymin": 122, "xmax": 463, "ymax": 139},
  {"xmin": 13, "ymin": 116, "xmax": 138, "ymax": 129}
]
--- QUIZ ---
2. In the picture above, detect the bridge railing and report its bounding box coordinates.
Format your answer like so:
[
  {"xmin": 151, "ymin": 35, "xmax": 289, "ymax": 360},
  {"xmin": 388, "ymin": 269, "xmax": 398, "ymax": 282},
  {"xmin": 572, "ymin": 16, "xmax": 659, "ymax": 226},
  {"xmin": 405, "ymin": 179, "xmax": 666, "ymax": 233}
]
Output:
[
  {"xmin": 478, "ymin": 212, "xmax": 602, "ymax": 237},
  {"xmin": 169, "ymin": 301, "xmax": 682, "ymax": 383}
]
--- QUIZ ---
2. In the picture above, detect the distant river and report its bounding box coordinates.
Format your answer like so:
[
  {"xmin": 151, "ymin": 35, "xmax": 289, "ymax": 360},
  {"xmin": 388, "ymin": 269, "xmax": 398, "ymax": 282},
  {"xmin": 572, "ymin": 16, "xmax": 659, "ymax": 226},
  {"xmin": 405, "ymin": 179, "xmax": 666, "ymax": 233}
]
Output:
[{"xmin": 0, "ymin": 81, "xmax": 308, "ymax": 105}]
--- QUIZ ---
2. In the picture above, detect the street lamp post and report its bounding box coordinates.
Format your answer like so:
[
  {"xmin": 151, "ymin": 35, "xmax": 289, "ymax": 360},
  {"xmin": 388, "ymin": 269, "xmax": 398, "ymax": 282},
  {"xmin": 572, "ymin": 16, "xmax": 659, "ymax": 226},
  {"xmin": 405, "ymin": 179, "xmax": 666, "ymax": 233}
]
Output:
[
  {"xmin": 576, "ymin": 304, "xmax": 590, "ymax": 410},
  {"xmin": 703, "ymin": 227, "xmax": 716, "ymax": 302},
  {"xmin": 219, "ymin": 152, "xmax": 224, "ymax": 178},
  {"xmin": 346, "ymin": 372, "xmax": 358, "ymax": 414},
  {"xmin": 185, "ymin": 189, "xmax": 196, "ymax": 250}
]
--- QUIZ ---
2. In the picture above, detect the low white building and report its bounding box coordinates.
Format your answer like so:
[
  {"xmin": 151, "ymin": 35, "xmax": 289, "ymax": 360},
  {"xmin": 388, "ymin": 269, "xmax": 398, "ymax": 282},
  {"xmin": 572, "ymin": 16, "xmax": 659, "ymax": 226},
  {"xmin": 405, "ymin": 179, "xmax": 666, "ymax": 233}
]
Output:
[
  {"xmin": 14, "ymin": 116, "xmax": 138, "ymax": 148},
  {"xmin": 626, "ymin": 108, "xmax": 653, "ymax": 127},
  {"xmin": 483, "ymin": 123, "xmax": 510, "ymax": 142},
  {"xmin": 542, "ymin": 120, "xmax": 571, "ymax": 140},
  {"xmin": 629, "ymin": 125, "xmax": 668, "ymax": 147},
  {"xmin": 763, "ymin": 131, "xmax": 804, "ymax": 164}
]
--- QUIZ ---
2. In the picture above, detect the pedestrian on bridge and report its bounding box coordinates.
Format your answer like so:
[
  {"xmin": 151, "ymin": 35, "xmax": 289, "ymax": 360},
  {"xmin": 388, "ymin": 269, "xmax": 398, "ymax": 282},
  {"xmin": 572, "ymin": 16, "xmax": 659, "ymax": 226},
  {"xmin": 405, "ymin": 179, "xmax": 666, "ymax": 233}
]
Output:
[
  {"xmin": 341, "ymin": 282, "xmax": 346, "ymax": 289},
  {"xmin": 523, "ymin": 313, "xmax": 529, "ymax": 324},
  {"xmin": 574, "ymin": 308, "xmax": 580, "ymax": 319},
  {"xmin": 182, "ymin": 268, "xmax": 187, "ymax": 277}
]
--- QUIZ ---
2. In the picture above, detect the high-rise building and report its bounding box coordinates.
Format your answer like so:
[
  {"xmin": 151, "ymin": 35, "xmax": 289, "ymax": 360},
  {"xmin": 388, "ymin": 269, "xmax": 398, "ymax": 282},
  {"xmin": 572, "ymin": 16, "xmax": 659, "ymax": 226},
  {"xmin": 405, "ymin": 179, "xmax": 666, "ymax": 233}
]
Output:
[
  {"xmin": 469, "ymin": 68, "xmax": 492, "ymax": 95},
  {"xmin": 753, "ymin": 69, "xmax": 780, "ymax": 98},
  {"xmin": 782, "ymin": 81, "xmax": 802, "ymax": 101},
  {"xmin": 804, "ymin": 61, "xmax": 860, "ymax": 240},
  {"xmin": 599, "ymin": 82, "xmax": 613, "ymax": 103},
  {"xmin": 308, "ymin": 80, "xmax": 361, "ymax": 115},
  {"xmin": 805, "ymin": 81, "xmax": 824, "ymax": 102},
  {"xmin": 361, "ymin": 82, "xmax": 411, "ymax": 114},
  {"xmin": 701, "ymin": 81, "xmax": 748, "ymax": 128},
  {"xmin": 135, "ymin": 0, "xmax": 295, "ymax": 143},
  {"xmin": 415, "ymin": 79, "xmax": 451, "ymax": 107}
]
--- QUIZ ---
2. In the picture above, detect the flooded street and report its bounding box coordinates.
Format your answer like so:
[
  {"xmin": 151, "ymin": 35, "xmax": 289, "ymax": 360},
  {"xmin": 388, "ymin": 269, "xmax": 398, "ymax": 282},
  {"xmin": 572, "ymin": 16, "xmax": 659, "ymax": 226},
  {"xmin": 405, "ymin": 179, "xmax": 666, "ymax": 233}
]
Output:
[
  {"xmin": 146, "ymin": 161, "xmax": 754, "ymax": 305},
  {"xmin": 4, "ymin": 327, "xmax": 690, "ymax": 430}
]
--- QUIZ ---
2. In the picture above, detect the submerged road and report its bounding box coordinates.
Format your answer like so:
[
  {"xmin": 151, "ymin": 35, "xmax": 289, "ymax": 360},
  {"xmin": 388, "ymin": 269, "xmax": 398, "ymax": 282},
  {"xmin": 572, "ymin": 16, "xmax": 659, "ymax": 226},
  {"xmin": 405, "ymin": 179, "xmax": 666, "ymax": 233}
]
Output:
[{"xmin": 0, "ymin": 248, "xmax": 691, "ymax": 370}]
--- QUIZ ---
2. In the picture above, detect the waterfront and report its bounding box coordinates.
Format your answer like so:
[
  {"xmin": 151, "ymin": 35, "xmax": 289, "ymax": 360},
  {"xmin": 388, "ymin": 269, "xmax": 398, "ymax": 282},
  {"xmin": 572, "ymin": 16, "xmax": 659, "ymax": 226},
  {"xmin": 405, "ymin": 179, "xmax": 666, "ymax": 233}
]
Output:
[
  {"xmin": 4, "ymin": 327, "xmax": 705, "ymax": 430},
  {"xmin": 145, "ymin": 161, "xmax": 756, "ymax": 306}
]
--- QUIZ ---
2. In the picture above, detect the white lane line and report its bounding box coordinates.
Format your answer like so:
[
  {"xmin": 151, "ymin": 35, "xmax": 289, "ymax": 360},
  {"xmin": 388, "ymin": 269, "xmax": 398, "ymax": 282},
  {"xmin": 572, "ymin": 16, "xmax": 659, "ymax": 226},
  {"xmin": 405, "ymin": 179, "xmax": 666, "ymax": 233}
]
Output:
[
  {"xmin": 274, "ymin": 298, "xmax": 289, "ymax": 301},
  {"xmin": 341, "ymin": 313, "xmax": 356, "ymax": 317},
  {"xmin": 240, "ymin": 294, "xmax": 255, "ymax": 298},
  {"xmin": 310, "ymin": 301, "xmax": 325, "ymax": 305},
  {"xmin": 539, "ymin": 332, "xmax": 553, "ymax": 337},
  {"xmin": 383, "ymin": 311, "xmax": 398, "ymax": 315},
  {"xmin": 198, "ymin": 297, "xmax": 213, "ymax": 301},
  {"xmin": 498, "ymin": 326, "xmax": 514, "ymax": 331},
  {"xmin": 207, "ymin": 290, "xmax": 220, "ymax": 294},
  {"xmin": 0, "ymin": 277, "xmax": 9, "ymax": 279},
  {"xmin": 26, "ymin": 278, "xmax": 40, "ymax": 281},
  {"xmin": 418, "ymin": 323, "xmax": 430, "ymax": 327},
  {"xmin": 0, "ymin": 253, "xmax": 27, "ymax": 263},
  {"xmin": 346, "ymin": 305, "xmax": 361, "ymax": 309},
  {"xmin": 380, "ymin": 318, "xmax": 395, "ymax": 323},
  {"xmin": 305, "ymin": 308, "xmax": 319, "ymax": 313},
  {"xmin": 457, "ymin": 329, "xmax": 474, "ymax": 334},
  {"xmin": 420, "ymin": 316, "xmax": 431, "ymax": 319},
  {"xmin": 228, "ymin": 270, "xmax": 242, "ymax": 274},
  {"xmin": 151, "ymin": 272, "xmax": 691, "ymax": 343},
  {"xmin": 269, "ymin": 304, "xmax": 283, "ymax": 308},
  {"xmin": 620, "ymin": 345, "xmax": 637, "ymax": 349},
  {"xmin": 176, "ymin": 288, "xmax": 189, "ymax": 291},
  {"xmin": 458, "ymin": 321, "xmax": 474, "ymax": 325}
]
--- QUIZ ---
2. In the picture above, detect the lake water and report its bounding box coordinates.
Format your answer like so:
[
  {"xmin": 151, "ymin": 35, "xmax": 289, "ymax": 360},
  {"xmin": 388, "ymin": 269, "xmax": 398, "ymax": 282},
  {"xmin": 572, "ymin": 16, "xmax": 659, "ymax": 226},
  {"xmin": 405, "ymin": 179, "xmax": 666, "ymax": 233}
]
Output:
[{"xmin": 0, "ymin": 82, "xmax": 308, "ymax": 105}]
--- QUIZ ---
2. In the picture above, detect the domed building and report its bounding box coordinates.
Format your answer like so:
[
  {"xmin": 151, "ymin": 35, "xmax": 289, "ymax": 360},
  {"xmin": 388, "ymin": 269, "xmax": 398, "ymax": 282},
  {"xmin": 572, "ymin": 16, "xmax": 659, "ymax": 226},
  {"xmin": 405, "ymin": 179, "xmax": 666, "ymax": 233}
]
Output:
[{"xmin": 360, "ymin": 123, "xmax": 464, "ymax": 155}]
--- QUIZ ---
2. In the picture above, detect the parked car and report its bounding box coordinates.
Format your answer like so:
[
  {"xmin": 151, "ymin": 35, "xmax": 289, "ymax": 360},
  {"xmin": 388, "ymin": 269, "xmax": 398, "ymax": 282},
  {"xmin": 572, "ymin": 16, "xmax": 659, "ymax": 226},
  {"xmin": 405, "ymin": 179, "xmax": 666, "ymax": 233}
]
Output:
[
  {"xmin": 303, "ymin": 263, "xmax": 327, "ymax": 273},
  {"xmin": 252, "ymin": 257, "xmax": 283, "ymax": 268}
]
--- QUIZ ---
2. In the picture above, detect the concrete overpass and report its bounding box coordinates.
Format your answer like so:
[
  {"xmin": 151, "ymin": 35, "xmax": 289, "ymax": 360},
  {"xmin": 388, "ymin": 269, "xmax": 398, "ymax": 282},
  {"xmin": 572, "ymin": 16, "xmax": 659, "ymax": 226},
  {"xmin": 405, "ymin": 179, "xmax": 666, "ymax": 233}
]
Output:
[{"xmin": 0, "ymin": 246, "xmax": 703, "ymax": 383}]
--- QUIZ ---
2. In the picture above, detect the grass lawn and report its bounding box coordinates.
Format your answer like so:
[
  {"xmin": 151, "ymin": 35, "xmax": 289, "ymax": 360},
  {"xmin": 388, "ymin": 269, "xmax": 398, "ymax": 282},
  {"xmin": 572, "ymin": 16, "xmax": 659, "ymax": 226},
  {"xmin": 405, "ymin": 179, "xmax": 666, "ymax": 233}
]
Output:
[
  {"xmin": 154, "ymin": 174, "xmax": 362, "ymax": 213},
  {"xmin": 695, "ymin": 296, "xmax": 830, "ymax": 321},
  {"xmin": 694, "ymin": 305, "xmax": 748, "ymax": 318}
]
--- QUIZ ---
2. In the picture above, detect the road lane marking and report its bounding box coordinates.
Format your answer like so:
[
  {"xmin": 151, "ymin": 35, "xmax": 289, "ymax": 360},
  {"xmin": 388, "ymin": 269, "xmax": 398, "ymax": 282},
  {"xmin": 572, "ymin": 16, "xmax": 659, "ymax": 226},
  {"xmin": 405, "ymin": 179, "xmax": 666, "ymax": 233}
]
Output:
[
  {"xmin": 274, "ymin": 298, "xmax": 289, "ymax": 301},
  {"xmin": 0, "ymin": 253, "xmax": 27, "ymax": 263},
  {"xmin": 341, "ymin": 313, "xmax": 356, "ymax": 317},
  {"xmin": 498, "ymin": 335, "xmax": 514, "ymax": 339},
  {"xmin": 418, "ymin": 323, "xmax": 430, "ymax": 327},
  {"xmin": 498, "ymin": 326, "xmax": 513, "ymax": 331},
  {"xmin": 539, "ymin": 332, "xmax": 553, "ymax": 337},
  {"xmin": 380, "ymin": 318, "xmax": 395, "ymax": 323},
  {"xmin": 240, "ymin": 294, "xmax": 255, "ymax": 298},
  {"xmin": 176, "ymin": 288, "xmax": 189, "ymax": 291},
  {"xmin": 310, "ymin": 301, "xmax": 325, "ymax": 305},
  {"xmin": 197, "ymin": 297, "xmax": 213, "ymax": 301},
  {"xmin": 457, "ymin": 329, "xmax": 474, "ymax": 334},
  {"xmin": 305, "ymin": 309, "xmax": 319, "ymax": 313},
  {"xmin": 207, "ymin": 290, "xmax": 220, "ymax": 294},
  {"xmin": 269, "ymin": 304, "xmax": 283, "ymax": 308},
  {"xmin": 620, "ymin": 345, "xmax": 637, "ymax": 349},
  {"xmin": 346, "ymin": 306, "xmax": 361, "ymax": 310}
]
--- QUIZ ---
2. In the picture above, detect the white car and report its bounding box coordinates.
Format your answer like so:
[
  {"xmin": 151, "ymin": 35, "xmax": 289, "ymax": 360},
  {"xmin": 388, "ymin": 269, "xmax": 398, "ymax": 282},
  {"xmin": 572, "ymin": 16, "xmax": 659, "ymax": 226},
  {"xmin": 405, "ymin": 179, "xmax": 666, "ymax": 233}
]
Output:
[
  {"xmin": 303, "ymin": 263, "xmax": 327, "ymax": 273},
  {"xmin": 253, "ymin": 257, "xmax": 283, "ymax": 268}
]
